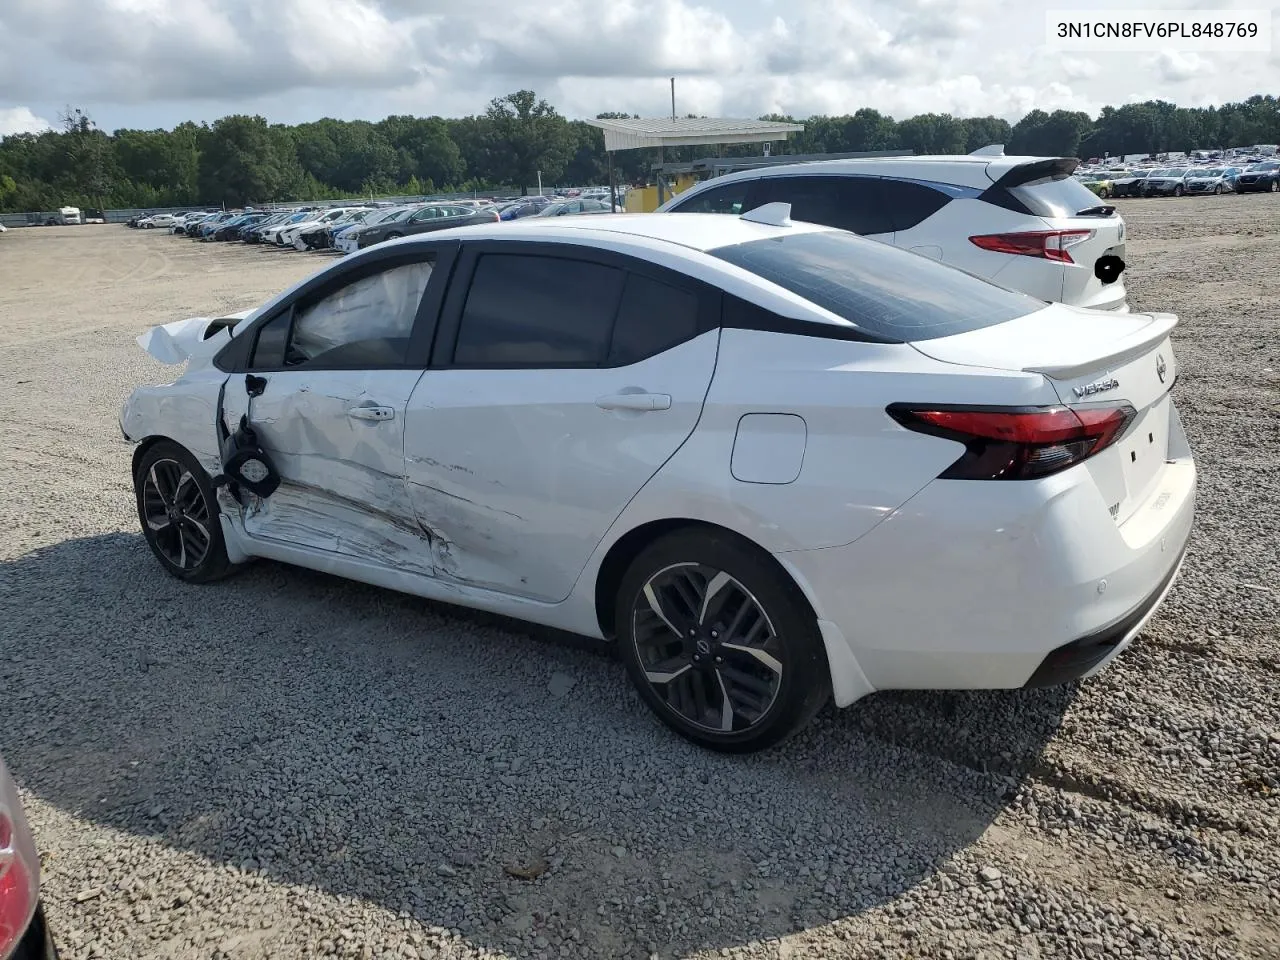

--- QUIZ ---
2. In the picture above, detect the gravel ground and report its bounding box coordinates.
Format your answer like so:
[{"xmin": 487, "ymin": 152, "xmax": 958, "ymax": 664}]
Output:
[{"xmin": 0, "ymin": 201, "xmax": 1277, "ymax": 960}]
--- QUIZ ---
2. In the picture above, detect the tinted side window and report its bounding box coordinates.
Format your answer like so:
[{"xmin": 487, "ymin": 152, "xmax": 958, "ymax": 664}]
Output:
[
  {"xmin": 758, "ymin": 176, "xmax": 894, "ymax": 235},
  {"xmin": 607, "ymin": 274, "xmax": 700, "ymax": 366},
  {"xmin": 670, "ymin": 181, "xmax": 749, "ymax": 214},
  {"xmin": 880, "ymin": 180, "xmax": 952, "ymax": 231},
  {"xmin": 453, "ymin": 254, "xmax": 625, "ymax": 366}
]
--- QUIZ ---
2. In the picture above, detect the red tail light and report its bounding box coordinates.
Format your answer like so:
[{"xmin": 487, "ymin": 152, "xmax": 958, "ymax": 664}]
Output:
[
  {"xmin": 887, "ymin": 404, "xmax": 1136, "ymax": 480},
  {"xmin": 969, "ymin": 229, "xmax": 1094, "ymax": 263},
  {"xmin": 0, "ymin": 810, "xmax": 33, "ymax": 956}
]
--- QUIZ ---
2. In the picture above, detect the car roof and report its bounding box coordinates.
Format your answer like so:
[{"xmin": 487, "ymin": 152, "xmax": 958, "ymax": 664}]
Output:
[
  {"xmin": 664, "ymin": 154, "xmax": 1068, "ymax": 194},
  {"xmin": 397, "ymin": 211, "xmax": 832, "ymax": 252}
]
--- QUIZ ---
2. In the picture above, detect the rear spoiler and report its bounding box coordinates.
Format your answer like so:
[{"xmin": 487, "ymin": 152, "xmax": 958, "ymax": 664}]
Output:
[
  {"xmin": 1021, "ymin": 313, "xmax": 1178, "ymax": 380},
  {"xmin": 989, "ymin": 157, "xmax": 1079, "ymax": 189}
]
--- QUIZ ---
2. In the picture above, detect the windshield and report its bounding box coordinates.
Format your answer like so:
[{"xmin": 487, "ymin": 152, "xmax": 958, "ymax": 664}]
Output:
[
  {"xmin": 1164, "ymin": 168, "xmax": 1188, "ymax": 177},
  {"xmin": 708, "ymin": 230, "xmax": 1044, "ymax": 343},
  {"xmin": 1247, "ymin": 161, "xmax": 1279, "ymax": 171},
  {"xmin": 1200, "ymin": 168, "xmax": 1226, "ymax": 177}
]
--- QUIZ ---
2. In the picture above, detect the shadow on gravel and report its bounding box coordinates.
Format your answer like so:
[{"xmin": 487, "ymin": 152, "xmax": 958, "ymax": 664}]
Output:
[{"xmin": 2, "ymin": 533, "xmax": 1077, "ymax": 958}]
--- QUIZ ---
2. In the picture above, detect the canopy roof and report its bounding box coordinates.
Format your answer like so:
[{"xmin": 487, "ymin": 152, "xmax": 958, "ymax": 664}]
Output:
[{"xmin": 584, "ymin": 117, "xmax": 805, "ymax": 152}]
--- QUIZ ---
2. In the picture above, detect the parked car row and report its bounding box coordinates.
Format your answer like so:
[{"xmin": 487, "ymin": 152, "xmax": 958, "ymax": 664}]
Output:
[
  {"xmin": 125, "ymin": 193, "xmax": 625, "ymax": 257},
  {"xmin": 1076, "ymin": 160, "xmax": 1280, "ymax": 198}
]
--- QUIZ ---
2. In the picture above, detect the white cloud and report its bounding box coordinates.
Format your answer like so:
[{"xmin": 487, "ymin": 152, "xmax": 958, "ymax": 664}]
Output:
[
  {"xmin": 1152, "ymin": 51, "xmax": 1216, "ymax": 83},
  {"xmin": 0, "ymin": 0, "xmax": 1274, "ymax": 129},
  {"xmin": 0, "ymin": 106, "xmax": 52, "ymax": 135}
]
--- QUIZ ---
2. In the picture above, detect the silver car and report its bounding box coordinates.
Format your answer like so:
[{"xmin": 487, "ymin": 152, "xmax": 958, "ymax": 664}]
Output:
[
  {"xmin": 1183, "ymin": 166, "xmax": 1240, "ymax": 195},
  {"xmin": 1143, "ymin": 167, "xmax": 1192, "ymax": 197},
  {"xmin": 0, "ymin": 753, "xmax": 57, "ymax": 959}
]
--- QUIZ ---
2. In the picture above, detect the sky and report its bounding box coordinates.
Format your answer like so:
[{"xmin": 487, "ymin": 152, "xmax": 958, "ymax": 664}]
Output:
[{"xmin": 0, "ymin": 0, "xmax": 1277, "ymax": 136}]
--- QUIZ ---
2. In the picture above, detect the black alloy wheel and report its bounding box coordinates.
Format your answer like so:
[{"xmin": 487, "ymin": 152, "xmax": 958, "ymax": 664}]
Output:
[
  {"xmin": 134, "ymin": 441, "xmax": 234, "ymax": 583},
  {"xmin": 617, "ymin": 529, "xmax": 830, "ymax": 752}
]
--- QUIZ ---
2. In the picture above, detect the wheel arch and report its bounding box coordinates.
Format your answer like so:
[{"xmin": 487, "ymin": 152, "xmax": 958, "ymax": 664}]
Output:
[
  {"xmin": 592, "ymin": 517, "xmax": 820, "ymax": 641},
  {"xmin": 131, "ymin": 434, "xmax": 174, "ymax": 479}
]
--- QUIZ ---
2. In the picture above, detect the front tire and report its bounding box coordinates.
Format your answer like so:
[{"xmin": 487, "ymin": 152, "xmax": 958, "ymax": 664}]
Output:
[
  {"xmin": 1173, "ymin": 185, "xmax": 1184, "ymax": 197},
  {"xmin": 1271, "ymin": 180, "xmax": 1279, "ymax": 193},
  {"xmin": 1213, "ymin": 184, "xmax": 1222, "ymax": 195},
  {"xmin": 616, "ymin": 529, "xmax": 830, "ymax": 753},
  {"xmin": 134, "ymin": 441, "xmax": 234, "ymax": 583}
]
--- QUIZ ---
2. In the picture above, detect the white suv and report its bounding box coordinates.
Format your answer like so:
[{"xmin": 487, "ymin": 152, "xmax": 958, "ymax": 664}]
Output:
[{"xmin": 658, "ymin": 154, "xmax": 1129, "ymax": 312}]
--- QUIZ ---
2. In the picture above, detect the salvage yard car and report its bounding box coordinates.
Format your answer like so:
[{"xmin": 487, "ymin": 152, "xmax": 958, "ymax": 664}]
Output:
[
  {"xmin": 1233, "ymin": 160, "xmax": 1280, "ymax": 193},
  {"xmin": 350, "ymin": 203, "xmax": 497, "ymax": 249},
  {"xmin": 0, "ymin": 753, "xmax": 57, "ymax": 959},
  {"xmin": 1143, "ymin": 168, "xmax": 1192, "ymax": 197},
  {"xmin": 120, "ymin": 210, "xmax": 1195, "ymax": 753},
  {"xmin": 1183, "ymin": 166, "xmax": 1240, "ymax": 195},
  {"xmin": 659, "ymin": 153, "xmax": 1130, "ymax": 312}
]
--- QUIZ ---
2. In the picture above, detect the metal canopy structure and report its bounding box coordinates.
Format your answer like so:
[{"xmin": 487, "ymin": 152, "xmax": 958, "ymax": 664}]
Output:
[
  {"xmin": 585, "ymin": 117, "xmax": 807, "ymax": 210},
  {"xmin": 584, "ymin": 117, "xmax": 806, "ymax": 153}
]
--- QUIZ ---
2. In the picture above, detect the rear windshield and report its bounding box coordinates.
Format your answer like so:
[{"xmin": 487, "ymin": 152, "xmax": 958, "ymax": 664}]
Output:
[
  {"xmin": 1009, "ymin": 175, "xmax": 1115, "ymax": 218},
  {"xmin": 708, "ymin": 230, "xmax": 1044, "ymax": 343}
]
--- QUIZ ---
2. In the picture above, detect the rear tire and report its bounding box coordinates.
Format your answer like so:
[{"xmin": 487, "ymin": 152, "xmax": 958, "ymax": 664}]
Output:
[
  {"xmin": 616, "ymin": 528, "xmax": 831, "ymax": 753},
  {"xmin": 385, "ymin": 232, "xmax": 403, "ymax": 241},
  {"xmin": 1098, "ymin": 187, "xmax": 1110, "ymax": 199},
  {"xmin": 134, "ymin": 441, "xmax": 234, "ymax": 584}
]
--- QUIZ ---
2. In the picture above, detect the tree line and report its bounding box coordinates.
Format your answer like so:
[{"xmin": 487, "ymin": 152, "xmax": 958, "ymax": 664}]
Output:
[{"xmin": 2, "ymin": 91, "xmax": 1278, "ymax": 213}]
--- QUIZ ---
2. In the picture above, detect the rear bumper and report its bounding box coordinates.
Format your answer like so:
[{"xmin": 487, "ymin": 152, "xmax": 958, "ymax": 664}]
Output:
[
  {"xmin": 1024, "ymin": 541, "xmax": 1188, "ymax": 687},
  {"xmin": 776, "ymin": 420, "xmax": 1195, "ymax": 698}
]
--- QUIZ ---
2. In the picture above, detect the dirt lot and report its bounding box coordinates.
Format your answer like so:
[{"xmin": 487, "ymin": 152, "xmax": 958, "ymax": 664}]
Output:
[{"xmin": 1, "ymin": 200, "xmax": 1278, "ymax": 960}]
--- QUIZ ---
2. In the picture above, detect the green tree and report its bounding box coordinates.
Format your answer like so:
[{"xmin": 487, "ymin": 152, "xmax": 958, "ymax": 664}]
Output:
[
  {"xmin": 483, "ymin": 90, "xmax": 572, "ymax": 194},
  {"xmin": 199, "ymin": 115, "xmax": 291, "ymax": 206}
]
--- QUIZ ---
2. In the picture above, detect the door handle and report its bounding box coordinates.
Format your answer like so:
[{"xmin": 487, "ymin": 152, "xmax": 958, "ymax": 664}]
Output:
[
  {"xmin": 595, "ymin": 393, "xmax": 672, "ymax": 412},
  {"xmin": 348, "ymin": 405, "xmax": 395, "ymax": 421}
]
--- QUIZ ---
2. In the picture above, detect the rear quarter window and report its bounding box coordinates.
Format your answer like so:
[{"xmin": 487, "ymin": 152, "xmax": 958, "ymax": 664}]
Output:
[{"xmin": 709, "ymin": 230, "xmax": 1045, "ymax": 343}]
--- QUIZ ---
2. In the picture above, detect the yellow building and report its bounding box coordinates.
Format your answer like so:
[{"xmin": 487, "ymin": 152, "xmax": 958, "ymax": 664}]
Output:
[{"xmin": 624, "ymin": 174, "xmax": 700, "ymax": 213}]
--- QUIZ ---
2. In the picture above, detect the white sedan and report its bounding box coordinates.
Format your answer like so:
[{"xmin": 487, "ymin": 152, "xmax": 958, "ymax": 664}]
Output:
[
  {"xmin": 137, "ymin": 213, "xmax": 181, "ymax": 229},
  {"xmin": 120, "ymin": 208, "xmax": 1196, "ymax": 752}
]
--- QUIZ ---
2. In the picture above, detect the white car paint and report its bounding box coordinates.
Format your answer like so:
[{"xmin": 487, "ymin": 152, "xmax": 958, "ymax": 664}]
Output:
[
  {"xmin": 121, "ymin": 213, "xmax": 1194, "ymax": 747},
  {"xmin": 138, "ymin": 213, "xmax": 180, "ymax": 229},
  {"xmin": 659, "ymin": 154, "xmax": 1129, "ymax": 312}
]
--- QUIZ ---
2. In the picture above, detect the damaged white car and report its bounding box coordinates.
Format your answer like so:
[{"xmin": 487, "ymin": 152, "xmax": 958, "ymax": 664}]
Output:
[{"xmin": 121, "ymin": 211, "xmax": 1195, "ymax": 752}]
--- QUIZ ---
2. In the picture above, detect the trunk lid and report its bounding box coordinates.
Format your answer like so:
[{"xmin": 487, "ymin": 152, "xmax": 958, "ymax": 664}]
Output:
[{"xmin": 912, "ymin": 304, "xmax": 1178, "ymax": 523}]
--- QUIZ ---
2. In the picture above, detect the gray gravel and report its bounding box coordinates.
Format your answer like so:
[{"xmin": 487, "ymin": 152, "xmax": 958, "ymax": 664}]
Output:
[{"xmin": 1, "ymin": 202, "xmax": 1278, "ymax": 959}]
